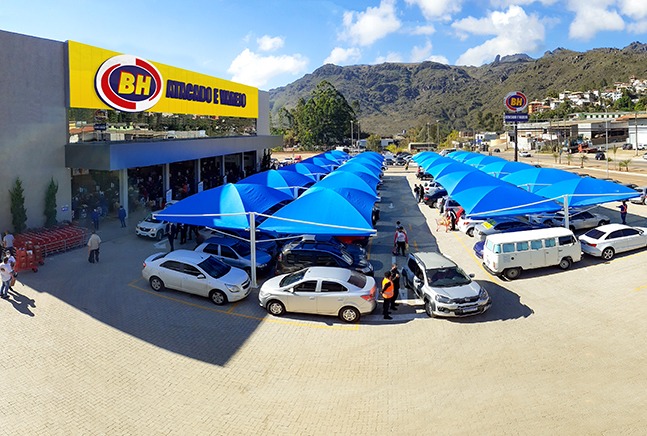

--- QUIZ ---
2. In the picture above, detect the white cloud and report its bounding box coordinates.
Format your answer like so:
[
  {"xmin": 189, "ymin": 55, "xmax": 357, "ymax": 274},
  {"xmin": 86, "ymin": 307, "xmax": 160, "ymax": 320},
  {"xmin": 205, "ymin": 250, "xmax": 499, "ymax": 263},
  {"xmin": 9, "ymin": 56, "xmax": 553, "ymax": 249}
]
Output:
[
  {"xmin": 627, "ymin": 19, "xmax": 647, "ymax": 33},
  {"xmin": 409, "ymin": 40, "xmax": 448, "ymax": 63},
  {"xmin": 227, "ymin": 49, "xmax": 308, "ymax": 88},
  {"xmin": 453, "ymin": 5, "xmax": 545, "ymax": 66},
  {"xmin": 619, "ymin": 0, "xmax": 647, "ymax": 19},
  {"xmin": 341, "ymin": 0, "xmax": 401, "ymax": 46},
  {"xmin": 567, "ymin": 0, "xmax": 625, "ymax": 40},
  {"xmin": 257, "ymin": 35, "xmax": 284, "ymax": 52},
  {"xmin": 375, "ymin": 52, "xmax": 404, "ymax": 63},
  {"xmin": 324, "ymin": 47, "xmax": 361, "ymax": 65},
  {"xmin": 489, "ymin": 0, "xmax": 559, "ymax": 6},
  {"xmin": 410, "ymin": 24, "xmax": 436, "ymax": 35},
  {"xmin": 405, "ymin": 0, "xmax": 463, "ymax": 20}
]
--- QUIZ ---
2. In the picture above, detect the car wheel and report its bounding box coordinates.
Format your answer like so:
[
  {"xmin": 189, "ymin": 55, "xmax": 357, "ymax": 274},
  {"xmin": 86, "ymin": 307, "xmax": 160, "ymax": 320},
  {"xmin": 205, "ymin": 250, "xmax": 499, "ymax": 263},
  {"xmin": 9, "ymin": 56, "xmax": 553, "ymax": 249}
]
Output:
[
  {"xmin": 149, "ymin": 276, "xmax": 164, "ymax": 291},
  {"xmin": 156, "ymin": 230, "xmax": 164, "ymax": 241},
  {"xmin": 466, "ymin": 227, "xmax": 474, "ymax": 237},
  {"xmin": 266, "ymin": 300, "xmax": 286, "ymax": 316},
  {"xmin": 558, "ymin": 257, "xmax": 572, "ymax": 270},
  {"xmin": 503, "ymin": 267, "xmax": 521, "ymax": 280},
  {"xmin": 339, "ymin": 306, "xmax": 360, "ymax": 323},
  {"xmin": 209, "ymin": 289, "xmax": 228, "ymax": 305},
  {"xmin": 599, "ymin": 220, "xmax": 610, "ymax": 226},
  {"xmin": 424, "ymin": 298, "xmax": 436, "ymax": 318},
  {"xmin": 601, "ymin": 247, "xmax": 615, "ymax": 260}
]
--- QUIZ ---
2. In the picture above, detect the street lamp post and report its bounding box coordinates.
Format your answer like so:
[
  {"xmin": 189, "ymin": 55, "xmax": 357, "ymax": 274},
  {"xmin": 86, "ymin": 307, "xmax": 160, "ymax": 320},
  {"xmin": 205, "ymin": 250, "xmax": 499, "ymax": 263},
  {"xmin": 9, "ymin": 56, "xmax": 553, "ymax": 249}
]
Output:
[
  {"xmin": 426, "ymin": 122, "xmax": 430, "ymax": 145},
  {"xmin": 350, "ymin": 120, "xmax": 354, "ymax": 147},
  {"xmin": 604, "ymin": 107, "xmax": 609, "ymax": 177},
  {"xmin": 436, "ymin": 120, "xmax": 440, "ymax": 147}
]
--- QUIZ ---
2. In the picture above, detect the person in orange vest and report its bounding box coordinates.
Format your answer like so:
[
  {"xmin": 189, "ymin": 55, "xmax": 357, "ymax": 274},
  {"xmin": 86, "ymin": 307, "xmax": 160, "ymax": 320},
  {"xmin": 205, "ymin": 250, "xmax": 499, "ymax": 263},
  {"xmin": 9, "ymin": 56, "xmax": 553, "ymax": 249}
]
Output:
[{"xmin": 381, "ymin": 270, "xmax": 395, "ymax": 320}]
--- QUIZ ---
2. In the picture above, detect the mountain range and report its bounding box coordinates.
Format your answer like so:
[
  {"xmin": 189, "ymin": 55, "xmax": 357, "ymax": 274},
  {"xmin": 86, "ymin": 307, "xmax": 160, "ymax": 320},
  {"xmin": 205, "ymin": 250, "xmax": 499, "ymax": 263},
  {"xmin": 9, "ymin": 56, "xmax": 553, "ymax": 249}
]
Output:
[{"xmin": 269, "ymin": 43, "xmax": 647, "ymax": 137}]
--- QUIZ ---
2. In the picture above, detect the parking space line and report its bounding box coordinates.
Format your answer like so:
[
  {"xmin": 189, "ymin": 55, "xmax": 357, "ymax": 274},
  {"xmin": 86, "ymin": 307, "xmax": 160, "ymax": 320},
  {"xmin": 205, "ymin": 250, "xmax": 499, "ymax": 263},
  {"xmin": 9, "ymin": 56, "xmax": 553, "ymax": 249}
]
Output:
[{"xmin": 128, "ymin": 278, "xmax": 361, "ymax": 330}]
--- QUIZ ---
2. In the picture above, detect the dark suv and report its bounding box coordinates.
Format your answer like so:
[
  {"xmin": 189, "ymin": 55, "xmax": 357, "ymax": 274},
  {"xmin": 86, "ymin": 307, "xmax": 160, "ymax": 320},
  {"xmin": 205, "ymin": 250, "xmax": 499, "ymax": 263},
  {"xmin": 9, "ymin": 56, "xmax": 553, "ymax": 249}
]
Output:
[{"xmin": 276, "ymin": 240, "xmax": 374, "ymax": 276}]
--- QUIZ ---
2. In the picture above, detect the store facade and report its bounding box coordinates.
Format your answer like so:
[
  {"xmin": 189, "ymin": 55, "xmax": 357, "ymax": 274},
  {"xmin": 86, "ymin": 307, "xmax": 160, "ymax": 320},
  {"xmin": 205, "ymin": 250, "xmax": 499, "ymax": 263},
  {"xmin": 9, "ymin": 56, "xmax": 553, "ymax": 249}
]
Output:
[{"xmin": 0, "ymin": 30, "xmax": 281, "ymax": 229}]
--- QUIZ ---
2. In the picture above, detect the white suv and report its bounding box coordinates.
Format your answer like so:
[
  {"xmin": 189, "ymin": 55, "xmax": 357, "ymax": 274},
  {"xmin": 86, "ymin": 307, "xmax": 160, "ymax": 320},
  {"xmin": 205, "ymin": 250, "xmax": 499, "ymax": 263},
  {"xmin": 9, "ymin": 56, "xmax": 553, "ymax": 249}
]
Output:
[{"xmin": 401, "ymin": 252, "xmax": 491, "ymax": 318}]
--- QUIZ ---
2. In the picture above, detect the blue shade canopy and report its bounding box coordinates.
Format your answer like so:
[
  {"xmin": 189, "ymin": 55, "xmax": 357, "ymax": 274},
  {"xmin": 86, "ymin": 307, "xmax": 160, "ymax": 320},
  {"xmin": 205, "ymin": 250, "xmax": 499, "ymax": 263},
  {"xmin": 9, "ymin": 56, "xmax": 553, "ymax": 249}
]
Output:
[
  {"xmin": 451, "ymin": 185, "xmax": 562, "ymax": 217},
  {"xmin": 154, "ymin": 183, "xmax": 293, "ymax": 229},
  {"xmin": 239, "ymin": 169, "xmax": 314, "ymax": 197},
  {"xmin": 352, "ymin": 151, "xmax": 383, "ymax": 164},
  {"xmin": 280, "ymin": 162, "xmax": 330, "ymax": 180},
  {"xmin": 338, "ymin": 160, "xmax": 382, "ymax": 177},
  {"xmin": 327, "ymin": 149, "xmax": 350, "ymax": 160},
  {"xmin": 412, "ymin": 151, "xmax": 438, "ymax": 163},
  {"xmin": 258, "ymin": 189, "xmax": 375, "ymax": 236},
  {"xmin": 435, "ymin": 170, "xmax": 503, "ymax": 195},
  {"xmin": 346, "ymin": 157, "xmax": 383, "ymax": 174},
  {"xmin": 427, "ymin": 160, "xmax": 477, "ymax": 180},
  {"xmin": 416, "ymin": 153, "xmax": 444, "ymax": 167},
  {"xmin": 301, "ymin": 156, "xmax": 339, "ymax": 170},
  {"xmin": 321, "ymin": 152, "xmax": 344, "ymax": 163},
  {"xmin": 334, "ymin": 164, "xmax": 381, "ymax": 189},
  {"xmin": 447, "ymin": 151, "xmax": 473, "ymax": 162},
  {"xmin": 480, "ymin": 160, "xmax": 532, "ymax": 178},
  {"xmin": 502, "ymin": 168, "xmax": 580, "ymax": 192},
  {"xmin": 533, "ymin": 177, "xmax": 640, "ymax": 207},
  {"xmin": 302, "ymin": 186, "xmax": 376, "ymax": 224},
  {"xmin": 316, "ymin": 171, "xmax": 378, "ymax": 196},
  {"xmin": 420, "ymin": 156, "xmax": 455, "ymax": 173},
  {"xmin": 464, "ymin": 155, "xmax": 505, "ymax": 168}
]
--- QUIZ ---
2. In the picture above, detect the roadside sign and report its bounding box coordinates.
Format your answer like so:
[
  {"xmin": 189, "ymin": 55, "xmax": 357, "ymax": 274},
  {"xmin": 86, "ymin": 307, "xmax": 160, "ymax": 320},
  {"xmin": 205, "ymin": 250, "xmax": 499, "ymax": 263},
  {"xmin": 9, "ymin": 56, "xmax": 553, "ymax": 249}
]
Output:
[
  {"xmin": 504, "ymin": 91, "xmax": 528, "ymax": 113},
  {"xmin": 93, "ymin": 123, "xmax": 107, "ymax": 131},
  {"xmin": 504, "ymin": 113, "xmax": 529, "ymax": 123}
]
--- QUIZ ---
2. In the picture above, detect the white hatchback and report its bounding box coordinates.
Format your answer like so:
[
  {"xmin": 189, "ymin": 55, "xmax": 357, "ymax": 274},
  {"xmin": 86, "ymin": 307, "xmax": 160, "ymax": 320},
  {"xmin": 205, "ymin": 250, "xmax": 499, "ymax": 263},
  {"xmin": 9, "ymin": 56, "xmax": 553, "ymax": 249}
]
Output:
[
  {"xmin": 142, "ymin": 249, "xmax": 251, "ymax": 305},
  {"xmin": 579, "ymin": 224, "xmax": 647, "ymax": 260}
]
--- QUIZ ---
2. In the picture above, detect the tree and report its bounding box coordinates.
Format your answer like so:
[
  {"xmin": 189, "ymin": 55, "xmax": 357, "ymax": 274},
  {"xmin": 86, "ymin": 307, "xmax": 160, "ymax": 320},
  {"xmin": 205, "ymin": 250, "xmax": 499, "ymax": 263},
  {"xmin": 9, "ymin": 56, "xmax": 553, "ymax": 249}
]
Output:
[
  {"xmin": 367, "ymin": 134, "xmax": 382, "ymax": 152},
  {"xmin": 9, "ymin": 178, "xmax": 27, "ymax": 234},
  {"xmin": 44, "ymin": 177, "xmax": 58, "ymax": 228},
  {"xmin": 280, "ymin": 81, "xmax": 356, "ymax": 149}
]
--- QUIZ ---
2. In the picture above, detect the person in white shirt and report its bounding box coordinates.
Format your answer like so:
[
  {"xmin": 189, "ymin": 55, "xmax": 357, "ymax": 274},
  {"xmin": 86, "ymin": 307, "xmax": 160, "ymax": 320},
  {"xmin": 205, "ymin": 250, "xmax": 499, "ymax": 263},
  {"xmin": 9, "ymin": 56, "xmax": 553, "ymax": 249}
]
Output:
[
  {"xmin": 87, "ymin": 230, "xmax": 101, "ymax": 263},
  {"xmin": 0, "ymin": 264, "xmax": 11, "ymax": 299}
]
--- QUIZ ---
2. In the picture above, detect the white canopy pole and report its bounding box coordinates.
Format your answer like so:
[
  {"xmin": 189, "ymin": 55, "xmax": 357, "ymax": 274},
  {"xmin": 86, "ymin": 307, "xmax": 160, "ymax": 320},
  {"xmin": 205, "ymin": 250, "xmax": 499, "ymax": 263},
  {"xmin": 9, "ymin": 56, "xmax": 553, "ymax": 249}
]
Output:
[{"xmin": 250, "ymin": 212, "xmax": 257, "ymax": 288}]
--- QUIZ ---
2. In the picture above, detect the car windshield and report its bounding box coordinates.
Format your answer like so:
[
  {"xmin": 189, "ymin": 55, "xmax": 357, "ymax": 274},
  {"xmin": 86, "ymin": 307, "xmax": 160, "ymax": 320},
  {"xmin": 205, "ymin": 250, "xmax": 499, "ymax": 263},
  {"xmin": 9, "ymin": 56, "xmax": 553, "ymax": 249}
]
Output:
[
  {"xmin": 280, "ymin": 269, "xmax": 308, "ymax": 287},
  {"xmin": 426, "ymin": 267, "xmax": 471, "ymax": 287},
  {"xmin": 583, "ymin": 228, "xmax": 605, "ymax": 239},
  {"xmin": 198, "ymin": 256, "xmax": 231, "ymax": 278}
]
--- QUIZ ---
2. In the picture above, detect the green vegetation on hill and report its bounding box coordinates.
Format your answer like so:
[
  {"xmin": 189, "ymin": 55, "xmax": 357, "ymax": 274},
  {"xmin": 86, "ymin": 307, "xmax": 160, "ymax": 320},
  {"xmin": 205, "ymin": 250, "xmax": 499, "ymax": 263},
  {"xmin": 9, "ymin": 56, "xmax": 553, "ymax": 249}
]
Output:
[{"xmin": 269, "ymin": 43, "xmax": 647, "ymax": 137}]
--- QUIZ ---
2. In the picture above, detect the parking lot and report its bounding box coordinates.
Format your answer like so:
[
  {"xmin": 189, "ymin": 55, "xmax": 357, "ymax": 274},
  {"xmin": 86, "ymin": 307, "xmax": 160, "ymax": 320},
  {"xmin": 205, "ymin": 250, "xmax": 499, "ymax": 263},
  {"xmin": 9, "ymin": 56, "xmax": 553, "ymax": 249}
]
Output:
[{"xmin": 1, "ymin": 164, "xmax": 647, "ymax": 435}]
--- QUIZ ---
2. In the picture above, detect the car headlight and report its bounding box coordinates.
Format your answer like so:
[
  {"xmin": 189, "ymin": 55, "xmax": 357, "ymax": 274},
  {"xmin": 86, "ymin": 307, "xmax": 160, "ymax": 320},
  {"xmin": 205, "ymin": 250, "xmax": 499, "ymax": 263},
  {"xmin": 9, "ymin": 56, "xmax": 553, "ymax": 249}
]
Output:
[
  {"xmin": 435, "ymin": 294, "xmax": 451, "ymax": 304},
  {"xmin": 226, "ymin": 284, "xmax": 241, "ymax": 293},
  {"xmin": 479, "ymin": 288, "xmax": 489, "ymax": 300}
]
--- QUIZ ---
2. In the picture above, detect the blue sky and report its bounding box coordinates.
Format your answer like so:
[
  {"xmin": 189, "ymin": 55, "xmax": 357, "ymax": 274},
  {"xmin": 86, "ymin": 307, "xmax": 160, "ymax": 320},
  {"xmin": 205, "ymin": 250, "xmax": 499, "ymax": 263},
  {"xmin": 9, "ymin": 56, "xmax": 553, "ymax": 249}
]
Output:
[{"xmin": 2, "ymin": 0, "xmax": 646, "ymax": 90}]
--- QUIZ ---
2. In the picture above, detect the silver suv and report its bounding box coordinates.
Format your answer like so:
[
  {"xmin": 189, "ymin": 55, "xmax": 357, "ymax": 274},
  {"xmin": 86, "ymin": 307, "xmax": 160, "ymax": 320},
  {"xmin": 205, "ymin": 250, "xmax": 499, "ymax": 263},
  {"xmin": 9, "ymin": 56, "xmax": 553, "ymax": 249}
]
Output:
[{"xmin": 401, "ymin": 252, "xmax": 491, "ymax": 318}]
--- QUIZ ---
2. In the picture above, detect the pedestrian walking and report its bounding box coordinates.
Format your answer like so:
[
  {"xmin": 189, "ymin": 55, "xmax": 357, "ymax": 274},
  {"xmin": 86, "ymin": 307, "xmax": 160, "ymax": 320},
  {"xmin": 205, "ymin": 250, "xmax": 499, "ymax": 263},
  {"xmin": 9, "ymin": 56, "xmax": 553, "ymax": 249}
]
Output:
[
  {"xmin": 418, "ymin": 185, "xmax": 424, "ymax": 203},
  {"xmin": 618, "ymin": 200, "xmax": 628, "ymax": 225},
  {"xmin": 118, "ymin": 206, "xmax": 127, "ymax": 228},
  {"xmin": 87, "ymin": 230, "xmax": 101, "ymax": 263},
  {"xmin": 2, "ymin": 256, "xmax": 15, "ymax": 292},
  {"xmin": 0, "ymin": 264, "xmax": 11, "ymax": 299},
  {"xmin": 3, "ymin": 230, "xmax": 15, "ymax": 256},
  {"xmin": 167, "ymin": 223, "xmax": 176, "ymax": 251},
  {"xmin": 91, "ymin": 207, "xmax": 100, "ymax": 230},
  {"xmin": 389, "ymin": 264, "xmax": 400, "ymax": 310},
  {"xmin": 180, "ymin": 223, "xmax": 188, "ymax": 244},
  {"xmin": 414, "ymin": 184, "xmax": 420, "ymax": 202},
  {"xmin": 381, "ymin": 271, "xmax": 394, "ymax": 320},
  {"xmin": 394, "ymin": 226, "xmax": 408, "ymax": 256},
  {"xmin": 448, "ymin": 208, "xmax": 458, "ymax": 231}
]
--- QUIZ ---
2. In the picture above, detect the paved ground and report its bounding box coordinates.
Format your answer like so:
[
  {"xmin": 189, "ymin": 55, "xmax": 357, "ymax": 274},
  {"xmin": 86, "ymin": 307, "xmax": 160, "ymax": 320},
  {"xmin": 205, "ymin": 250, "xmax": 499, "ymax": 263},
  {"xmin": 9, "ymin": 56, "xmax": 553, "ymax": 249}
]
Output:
[{"xmin": 1, "ymin": 164, "xmax": 647, "ymax": 435}]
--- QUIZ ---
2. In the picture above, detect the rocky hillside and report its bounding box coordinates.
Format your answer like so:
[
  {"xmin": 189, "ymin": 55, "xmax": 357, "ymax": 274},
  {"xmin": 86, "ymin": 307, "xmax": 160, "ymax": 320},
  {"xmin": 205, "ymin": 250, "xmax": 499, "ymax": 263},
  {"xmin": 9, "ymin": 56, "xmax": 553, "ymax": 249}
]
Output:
[{"xmin": 269, "ymin": 43, "xmax": 647, "ymax": 136}]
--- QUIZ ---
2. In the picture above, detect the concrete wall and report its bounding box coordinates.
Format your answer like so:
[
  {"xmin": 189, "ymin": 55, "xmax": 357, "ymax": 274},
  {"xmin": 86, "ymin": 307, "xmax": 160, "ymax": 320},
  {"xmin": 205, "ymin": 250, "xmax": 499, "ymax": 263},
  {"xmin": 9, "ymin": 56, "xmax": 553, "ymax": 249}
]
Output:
[
  {"xmin": 257, "ymin": 91, "xmax": 270, "ymax": 135},
  {"xmin": 0, "ymin": 30, "xmax": 72, "ymax": 228}
]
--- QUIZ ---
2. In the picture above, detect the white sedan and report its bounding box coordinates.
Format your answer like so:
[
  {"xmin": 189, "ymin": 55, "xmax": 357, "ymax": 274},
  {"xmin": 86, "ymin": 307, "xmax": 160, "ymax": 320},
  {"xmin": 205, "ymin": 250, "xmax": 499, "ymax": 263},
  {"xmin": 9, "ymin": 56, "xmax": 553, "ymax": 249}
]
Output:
[
  {"xmin": 579, "ymin": 224, "xmax": 647, "ymax": 260},
  {"xmin": 142, "ymin": 249, "xmax": 251, "ymax": 305},
  {"xmin": 258, "ymin": 267, "xmax": 377, "ymax": 323}
]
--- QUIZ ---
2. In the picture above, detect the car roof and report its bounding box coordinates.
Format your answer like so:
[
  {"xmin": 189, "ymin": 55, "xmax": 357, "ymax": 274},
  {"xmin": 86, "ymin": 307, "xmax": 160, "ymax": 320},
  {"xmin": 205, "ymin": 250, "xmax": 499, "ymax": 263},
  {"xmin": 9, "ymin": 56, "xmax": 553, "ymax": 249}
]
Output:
[
  {"xmin": 486, "ymin": 227, "xmax": 574, "ymax": 243},
  {"xmin": 205, "ymin": 236, "xmax": 241, "ymax": 246},
  {"xmin": 158, "ymin": 249, "xmax": 212, "ymax": 262},
  {"xmin": 303, "ymin": 267, "xmax": 352, "ymax": 281},
  {"xmin": 412, "ymin": 252, "xmax": 457, "ymax": 269},
  {"xmin": 588, "ymin": 223, "xmax": 631, "ymax": 233}
]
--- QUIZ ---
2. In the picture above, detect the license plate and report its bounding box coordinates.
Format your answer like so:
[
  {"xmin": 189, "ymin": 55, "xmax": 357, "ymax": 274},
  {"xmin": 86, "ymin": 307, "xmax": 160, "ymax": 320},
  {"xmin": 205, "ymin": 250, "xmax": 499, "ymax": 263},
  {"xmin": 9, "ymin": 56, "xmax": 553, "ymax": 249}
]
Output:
[{"xmin": 462, "ymin": 306, "xmax": 479, "ymax": 313}]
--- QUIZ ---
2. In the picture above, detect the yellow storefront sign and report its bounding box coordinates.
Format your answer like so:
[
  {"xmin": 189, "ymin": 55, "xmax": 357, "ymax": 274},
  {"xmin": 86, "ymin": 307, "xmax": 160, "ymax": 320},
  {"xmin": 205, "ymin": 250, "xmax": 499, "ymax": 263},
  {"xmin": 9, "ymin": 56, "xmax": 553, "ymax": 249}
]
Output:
[{"xmin": 68, "ymin": 40, "xmax": 258, "ymax": 118}]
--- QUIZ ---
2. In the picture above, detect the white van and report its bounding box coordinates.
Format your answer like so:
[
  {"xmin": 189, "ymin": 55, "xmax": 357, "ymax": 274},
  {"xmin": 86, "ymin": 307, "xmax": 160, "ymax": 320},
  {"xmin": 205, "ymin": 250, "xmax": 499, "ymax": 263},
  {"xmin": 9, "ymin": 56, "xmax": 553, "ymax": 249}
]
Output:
[{"xmin": 482, "ymin": 227, "xmax": 581, "ymax": 280}]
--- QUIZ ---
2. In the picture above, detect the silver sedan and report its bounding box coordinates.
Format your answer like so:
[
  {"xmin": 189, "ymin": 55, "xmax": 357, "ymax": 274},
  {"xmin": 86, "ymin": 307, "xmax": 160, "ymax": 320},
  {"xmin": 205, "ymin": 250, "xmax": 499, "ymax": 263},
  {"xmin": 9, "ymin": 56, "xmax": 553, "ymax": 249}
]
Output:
[
  {"xmin": 579, "ymin": 224, "xmax": 647, "ymax": 260},
  {"xmin": 258, "ymin": 267, "xmax": 377, "ymax": 323}
]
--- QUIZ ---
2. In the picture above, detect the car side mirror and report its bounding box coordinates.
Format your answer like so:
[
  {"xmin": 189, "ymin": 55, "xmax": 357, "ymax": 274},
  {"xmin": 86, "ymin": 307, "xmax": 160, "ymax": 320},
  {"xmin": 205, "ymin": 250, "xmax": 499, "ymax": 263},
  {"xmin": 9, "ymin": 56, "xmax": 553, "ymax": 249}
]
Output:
[
  {"xmin": 197, "ymin": 274, "xmax": 206, "ymax": 279},
  {"xmin": 469, "ymin": 273, "xmax": 475, "ymax": 278}
]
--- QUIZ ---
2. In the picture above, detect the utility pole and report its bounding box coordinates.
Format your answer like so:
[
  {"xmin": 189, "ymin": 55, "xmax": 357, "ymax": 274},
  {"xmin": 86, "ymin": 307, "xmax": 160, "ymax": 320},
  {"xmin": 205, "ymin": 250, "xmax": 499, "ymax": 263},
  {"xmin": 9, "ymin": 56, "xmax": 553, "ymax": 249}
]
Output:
[
  {"xmin": 436, "ymin": 120, "xmax": 440, "ymax": 147},
  {"xmin": 350, "ymin": 120, "xmax": 354, "ymax": 147}
]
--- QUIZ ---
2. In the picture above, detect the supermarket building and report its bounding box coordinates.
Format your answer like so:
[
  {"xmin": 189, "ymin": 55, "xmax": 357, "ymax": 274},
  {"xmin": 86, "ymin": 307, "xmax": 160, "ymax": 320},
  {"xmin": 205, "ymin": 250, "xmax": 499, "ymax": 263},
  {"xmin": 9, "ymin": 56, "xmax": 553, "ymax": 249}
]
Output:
[{"xmin": 0, "ymin": 29, "xmax": 281, "ymax": 228}]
